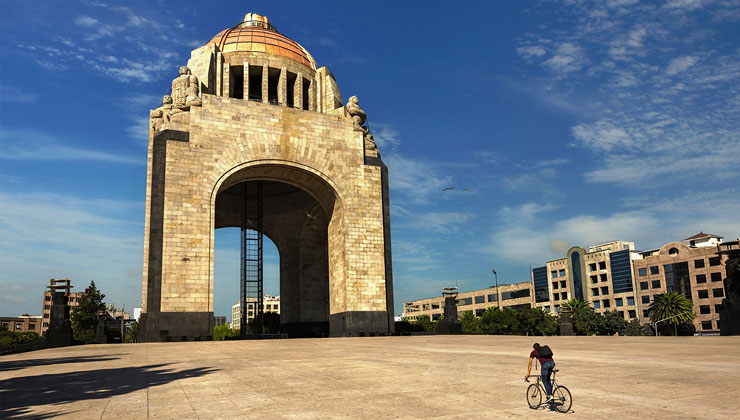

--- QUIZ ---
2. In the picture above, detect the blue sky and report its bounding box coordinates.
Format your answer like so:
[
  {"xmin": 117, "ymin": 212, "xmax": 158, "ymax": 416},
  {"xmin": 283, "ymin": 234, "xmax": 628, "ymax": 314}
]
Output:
[{"xmin": 1, "ymin": 0, "xmax": 739, "ymax": 319}]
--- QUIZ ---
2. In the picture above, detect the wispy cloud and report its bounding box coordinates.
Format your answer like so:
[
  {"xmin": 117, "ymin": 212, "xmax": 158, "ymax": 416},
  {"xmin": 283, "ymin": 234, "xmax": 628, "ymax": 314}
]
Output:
[
  {"xmin": 0, "ymin": 84, "xmax": 39, "ymax": 104},
  {"xmin": 0, "ymin": 129, "xmax": 143, "ymax": 164}
]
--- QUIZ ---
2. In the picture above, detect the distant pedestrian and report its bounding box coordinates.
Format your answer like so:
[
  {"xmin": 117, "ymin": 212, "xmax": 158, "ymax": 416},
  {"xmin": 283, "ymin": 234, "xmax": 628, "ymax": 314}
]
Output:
[{"xmin": 525, "ymin": 343, "xmax": 555, "ymax": 403}]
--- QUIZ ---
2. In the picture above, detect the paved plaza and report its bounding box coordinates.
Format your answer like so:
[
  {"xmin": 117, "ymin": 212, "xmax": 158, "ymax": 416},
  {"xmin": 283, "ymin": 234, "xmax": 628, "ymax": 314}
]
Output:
[{"xmin": 1, "ymin": 335, "xmax": 738, "ymax": 419}]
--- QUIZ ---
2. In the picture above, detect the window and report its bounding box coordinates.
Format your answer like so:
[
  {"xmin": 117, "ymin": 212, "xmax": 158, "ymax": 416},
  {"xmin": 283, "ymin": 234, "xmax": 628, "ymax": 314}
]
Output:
[
  {"xmin": 651, "ymin": 280, "xmax": 661, "ymax": 289},
  {"xmin": 553, "ymin": 293, "xmax": 559, "ymax": 301},
  {"xmin": 267, "ymin": 67, "xmax": 281, "ymax": 104},
  {"xmin": 599, "ymin": 261, "xmax": 606, "ymax": 270},
  {"xmin": 501, "ymin": 289, "xmax": 531, "ymax": 300},
  {"xmin": 432, "ymin": 303, "xmax": 440, "ymax": 309},
  {"xmin": 601, "ymin": 286, "xmax": 609, "ymax": 295},
  {"xmin": 640, "ymin": 281, "xmax": 649, "ymax": 290},
  {"xmin": 600, "ymin": 274, "xmax": 608, "ymax": 282},
  {"xmin": 475, "ymin": 309, "xmax": 485, "ymax": 316},
  {"xmin": 694, "ymin": 259, "xmax": 705, "ymax": 269},
  {"xmin": 551, "ymin": 270, "xmax": 558, "ymax": 278},
  {"xmin": 594, "ymin": 301, "xmax": 601, "ymax": 309},
  {"xmin": 701, "ymin": 321, "xmax": 712, "ymax": 330},
  {"xmin": 592, "ymin": 287, "xmax": 599, "ymax": 296},
  {"xmin": 433, "ymin": 314, "xmax": 442, "ymax": 320},
  {"xmin": 45, "ymin": 295, "xmax": 51, "ymax": 301},
  {"xmin": 475, "ymin": 295, "xmax": 485, "ymax": 304},
  {"xmin": 554, "ymin": 305, "xmax": 560, "ymax": 313},
  {"xmin": 43, "ymin": 313, "xmax": 49, "ymax": 318},
  {"xmin": 590, "ymin": 275, "xmax": 598, "ymax": 284},
  {"xmin": 488, "ymin": 294, "xmax": 498, "ymax": 302},
  {"xmin": 286, "ymin": 71, "xmax": 297, "ymax": 108},
  {"xmin": 248, "ymin": 65, "xmax": 263, "ymax": 101},
  {"xmin": 559, "ymin": 269, "xmax": 565, "ymax": 277},
  {"xmin": 43, "ymin": 322, "xmax": 48, "ymax": 327},
  {"xmin": 643, "ymin": 309, "xmax": 649, "ymax": 317},
  {"xmin": 642, "ymin": 295, "xmax": 650, "ymax": 304},
  {"xmin": 713, "ymin": 288, "xmax": 724, "ymax": 298},
  {"xmin": 44, "ymin": 305, "xmax": 50, "ymax": 310},
  {"xmin": 711, "ymin": 272, "xmax": 722, "ymax": 282},
  {"xmin": 457, "ymin": 297, "xmax": 473, "ymax": 306},
  {"xmin": 602, "ymin": 299, "xmax": 611, "ymax": 308},
  {"xmin": 615, "ymin": 298, "xmax": 624, "ymax": 307},
  {"xmin": 628, "ymin": 310, "xmax": 636, "ymax": 319},
  {"xmin": 669, "ymin": 247, "xmax": 679, "ymax": 255},
  {"xmin": 561, "ymin": 292, "xmax": 568, "ymax": 300},
  {"xmin": 544, "ymin": 306, "xmax": 551, "ymax": 313},
  {"xmin": 650, "ymin": 266, "xmax": 659, "ymax": 275},
  {"xmin": 715, "ymin": 304, "xmax": 723, "ymax": 313},
  {"xmin": 696, "ymin": 274, "xmax": 707, "ymax": 284},
  {"xmin": 229, "ymin": 65, "xmax": 244, "ymax": 99},
  {"xmin": 638, "ymin": 268, "xmax": 647, "ymax": 276},
  {"xmin": 589, "ymin": 263, "xmax": 597, "ymax": 271},
  {"xmin": 709, "ymin": 257, "xmax": 721, "ymax": 267},
  {"xmin": 302, "ymin": 78, "xmax": 311, "ymax": 110},
  {"xmin": 552, "ymin": 282, "xmax": 559, "ymax": 290},
  {"xmin": 699, "ymin": 305, "xmax": 711, "ymax": 314},
  {"xmin": 627, "ymin": 297, "xmax": 635, "ymax": 306},
  {"xmin": 29, "ymin": 324, "xmax": 36, "ymax": 330},
  {"xmin": 15, "ymin": 324, "xmax": 22, "ymax": 330},
  {"xmin": 560, "ymin": 280, "xmax": 566, "ymax": 288}
]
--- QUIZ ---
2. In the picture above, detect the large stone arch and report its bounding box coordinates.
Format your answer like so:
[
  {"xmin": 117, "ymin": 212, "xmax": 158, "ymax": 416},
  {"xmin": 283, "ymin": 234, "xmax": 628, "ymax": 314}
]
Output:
[
  {"xmin": 211, "ymin": 162, "xmax": 347, "ymax": 337},
  {"xmin": 140, "ymin": 93, "xmax": 393, "ymax": 342}
]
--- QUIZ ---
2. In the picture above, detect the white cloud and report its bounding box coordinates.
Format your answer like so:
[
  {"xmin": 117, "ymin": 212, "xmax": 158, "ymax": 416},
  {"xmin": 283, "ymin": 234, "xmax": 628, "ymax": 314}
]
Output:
[
  {"xmin": 0, "ymin": 129, "xmax": 143, "ymax": 164},
  {"xmin": 517, "ymin": 45, "xmax": 547, "ymax": 59},
  {"xmin": 542, "ymin": 43, "xmax": 586, "ymax": 74},
  {"xmin": 371, "ymin": 123, "xmax": 401, "ymax": 151},
  {"xmin": 488, "ymin": 192, "xmax": 740, "ymax": 265},
  {"xmin": 666, "ymin": 55, "xmax": 699, "ymax": 75},
  {"xmin": 74, "ymin": 15, "xmax": 98, "ymax": 27},
  {"xmin": 402, "ymin": 212, "xmax": 475, "ymax": 234},
  {"xmin": 384, "ymin": 154, "xmax": 452, "ymax": 204},
  {"xmin": 571, "ymin": 119, "xmax": 635, "ymax": 151}
]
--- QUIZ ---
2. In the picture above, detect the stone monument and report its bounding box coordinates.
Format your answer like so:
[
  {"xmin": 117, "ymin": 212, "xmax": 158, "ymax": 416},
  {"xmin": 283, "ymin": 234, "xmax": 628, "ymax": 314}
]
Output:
[
  {"xmin": 139, "ymin": 13, "xmax": 393, "ymax": 341},
  {"xmin": 45, "ymin": 279, "xmax": 73, "ymax": 347},
  {"xmin": 437, "ymin": 287, "xmax": 463, "ymax": 334},
  {"xmin": 720, "ymin": 251, "xmax": 740, "ymax": 335},
  {"xmin": 559, "ymin": 308, "xmax": 575, "ymax": 336}
]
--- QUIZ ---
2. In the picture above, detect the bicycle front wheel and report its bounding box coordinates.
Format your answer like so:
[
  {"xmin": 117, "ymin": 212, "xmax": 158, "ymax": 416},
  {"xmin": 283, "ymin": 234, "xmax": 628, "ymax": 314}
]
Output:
[
  {"xmin": 526, "ymin": 384, "xmax": 541, "ymax": 409},
  {"xmin": 552, "ymin": 385, "xmax": 572, "ymax": 412}
]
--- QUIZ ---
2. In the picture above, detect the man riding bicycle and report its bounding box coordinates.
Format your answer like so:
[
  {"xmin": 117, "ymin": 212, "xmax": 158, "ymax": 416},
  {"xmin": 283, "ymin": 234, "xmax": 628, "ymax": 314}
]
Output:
[{"xmin": 525, "ymin": 343, "xmax": 555, "ymax": 403}]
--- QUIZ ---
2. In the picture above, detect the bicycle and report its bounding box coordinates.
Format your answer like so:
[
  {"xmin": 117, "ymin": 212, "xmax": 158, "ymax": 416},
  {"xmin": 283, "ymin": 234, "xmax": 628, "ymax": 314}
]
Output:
[{"xmin": 525, "ymin": 368, "xmax": 572, "ymax": 412}]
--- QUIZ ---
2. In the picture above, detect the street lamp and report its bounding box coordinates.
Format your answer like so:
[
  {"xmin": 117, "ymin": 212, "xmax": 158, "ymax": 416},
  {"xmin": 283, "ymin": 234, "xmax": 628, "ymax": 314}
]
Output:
[{"xmin": 492, "ymin": 269, "xmax": 500, "ymax": 308}]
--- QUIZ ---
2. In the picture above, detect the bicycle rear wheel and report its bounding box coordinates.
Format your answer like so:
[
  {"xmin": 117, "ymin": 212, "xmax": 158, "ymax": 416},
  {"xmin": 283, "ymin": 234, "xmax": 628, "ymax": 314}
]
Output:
[
  {"xmin": 526, "ymin": 384, "xmax": 541, "ymax": 409},
  {"xmin": 552, "ymin": 385, "xmax": 572, "ymax": 412}
]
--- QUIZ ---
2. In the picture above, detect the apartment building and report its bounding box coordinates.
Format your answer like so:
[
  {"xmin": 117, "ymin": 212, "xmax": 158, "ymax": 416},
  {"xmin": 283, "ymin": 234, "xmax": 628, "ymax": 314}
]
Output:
[
  {"xmin": 231, "ymin": 294, "xmax": 281, "ymax": 330},
  {"xmin": 632, "ymin": 233, "xmax": 729, "ymax": 334},
  {"xmin": 402, "ymin": 281, "xmax": 533, "ymax": 321},
  {"xmin": 533, "ymin": 240, "xmax": 639, "ymax": 319}
]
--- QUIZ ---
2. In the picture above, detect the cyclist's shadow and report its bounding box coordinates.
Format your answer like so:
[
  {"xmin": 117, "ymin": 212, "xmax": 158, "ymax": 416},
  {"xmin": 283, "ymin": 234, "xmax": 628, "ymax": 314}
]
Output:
[{"xmin": 530, "ymin": 403, "xmax": 575, "ymax": 414}]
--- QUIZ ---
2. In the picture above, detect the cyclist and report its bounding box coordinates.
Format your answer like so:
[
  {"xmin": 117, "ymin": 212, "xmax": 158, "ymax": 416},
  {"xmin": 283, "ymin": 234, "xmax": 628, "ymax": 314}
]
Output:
[{"xmin": 525, "ymin": 343, "xmax": 555, "ymax": 403}]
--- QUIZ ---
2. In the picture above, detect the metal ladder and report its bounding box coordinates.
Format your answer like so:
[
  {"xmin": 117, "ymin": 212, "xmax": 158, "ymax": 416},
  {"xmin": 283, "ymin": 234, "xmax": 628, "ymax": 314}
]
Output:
[{"xmin": 240, "ymin": 181, "xmax": 263, "ymax": 336}]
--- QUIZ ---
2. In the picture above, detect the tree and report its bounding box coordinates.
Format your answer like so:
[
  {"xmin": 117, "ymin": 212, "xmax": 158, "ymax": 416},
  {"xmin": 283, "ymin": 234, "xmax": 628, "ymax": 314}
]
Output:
[
  {"xmin": 71, "ymin": 280, "xmax": 106, "ymax": 342},
  {"xmin": 561, "ymin": 298, "xmax": 589, "ymax": 312},
  {"xmin": 412, "ymin": 315, "xmax": 437, "ymax": 332},
  {"xmin": 570, "ymin": 306, "xmax": 604, "ymax": 335},
  {"xmin": 126, "ymin": 321, "xmax": 140, "ymax": 343},
  {"xmin": 460, "ymin": 311, "xmax": 480, "ymax": 334},
  {"xmin": 602, "ymin": 310, "xmax": 628, "ymax": 335},
  {"xmin": 647, "ymin": 291, "xmax": 696, "ymax": 336},
  {"xmin": 213, "ymin": 323, "xmax": 237, "ymax": 340}
]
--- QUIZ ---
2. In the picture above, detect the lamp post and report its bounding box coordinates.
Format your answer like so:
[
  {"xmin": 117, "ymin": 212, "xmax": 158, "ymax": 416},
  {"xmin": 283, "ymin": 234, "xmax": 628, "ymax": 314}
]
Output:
[{"xmin": 492, "ymin": 269, "xmax": 500, "ymax": 308}]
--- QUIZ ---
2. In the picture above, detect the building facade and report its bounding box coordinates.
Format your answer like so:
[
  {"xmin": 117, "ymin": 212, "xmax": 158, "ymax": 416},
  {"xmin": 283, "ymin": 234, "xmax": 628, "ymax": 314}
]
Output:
[
  {"xmin": 532, "ymin": 233, "xmax": 731, "ymax": 334},
  {"xmin": 403, "ymin": 282, "xmax": 533, "ymax": 321},
  {"xmin": 1, "ymin": 315, "xmax": 43, "ymax": 333},
  {"xmin": 231, "ymin": 294, "xmax": 281, "ymax": 330}
]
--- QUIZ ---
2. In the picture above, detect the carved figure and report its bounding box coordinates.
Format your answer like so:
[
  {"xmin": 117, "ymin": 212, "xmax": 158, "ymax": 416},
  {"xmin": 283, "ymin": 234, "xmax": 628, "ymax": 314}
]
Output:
[
  {"xmin": 364, "ymin": 130, "xmax": 378, "ymax": 152},
  {"xmin": 345, "ymin": 96, "xmax": 366, "ymax": 131},
  {"xmin": 171, "ymin": 66, "xmax": 202, "ymax": 112},
  {"xmin": 150, "ymin": 95, "xmax": 173, "ymax": 132}
]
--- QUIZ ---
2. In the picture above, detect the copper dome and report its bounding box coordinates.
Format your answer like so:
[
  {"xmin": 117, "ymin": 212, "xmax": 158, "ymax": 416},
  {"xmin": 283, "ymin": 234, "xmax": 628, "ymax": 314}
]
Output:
[{"xmin": 206, "ymin": 13, "xmax": 317, "ymax": 70}]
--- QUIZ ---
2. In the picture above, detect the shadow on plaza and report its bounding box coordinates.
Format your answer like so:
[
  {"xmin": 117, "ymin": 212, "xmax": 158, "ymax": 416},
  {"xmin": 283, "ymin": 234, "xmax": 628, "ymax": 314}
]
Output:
[
  {"xmin": 0, "ymin": 362, "xmax": 218, "ymax": 420},
  {"xmin": 0, "ymin": 354, "xmax": 125, "ymax": 372}
]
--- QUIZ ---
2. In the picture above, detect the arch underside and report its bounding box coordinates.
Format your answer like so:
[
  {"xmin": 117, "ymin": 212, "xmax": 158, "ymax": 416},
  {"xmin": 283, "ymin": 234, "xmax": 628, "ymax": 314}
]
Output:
[{"xmin": 215, "ymin": 180, "xmax": 330, "ymax": 337}]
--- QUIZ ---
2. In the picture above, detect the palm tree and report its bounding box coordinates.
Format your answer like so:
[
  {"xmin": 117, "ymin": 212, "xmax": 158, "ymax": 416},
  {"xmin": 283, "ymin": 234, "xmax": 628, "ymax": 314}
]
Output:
[
  {"xmin": 560, "ymin": 298, "xmax": 589, "ymax": 313},
  {"xmin": 647, "ymin": 291, "xmax": 696, "ymax": 336}
]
